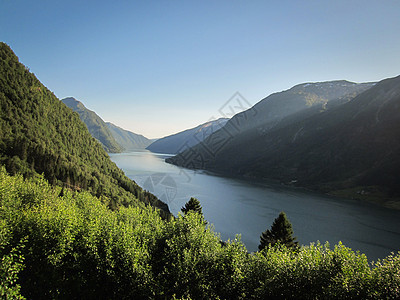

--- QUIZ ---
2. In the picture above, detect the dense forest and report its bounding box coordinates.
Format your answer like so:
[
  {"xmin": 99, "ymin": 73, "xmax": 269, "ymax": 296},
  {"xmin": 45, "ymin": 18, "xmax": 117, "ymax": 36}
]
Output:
[
  {"xmin": 61, "ymin": 97, "xmax": 123, "ymax": 153},
  {"xmin": 0, "ymin": 42, "xmax": 169, "ymax": 215}
]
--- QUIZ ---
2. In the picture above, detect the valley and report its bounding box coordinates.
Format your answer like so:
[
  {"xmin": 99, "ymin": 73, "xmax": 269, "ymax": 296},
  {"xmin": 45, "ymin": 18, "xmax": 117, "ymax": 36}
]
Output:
[{"xmin": 1, "ymin": 39, "xmax": 400, "ymax": 298}]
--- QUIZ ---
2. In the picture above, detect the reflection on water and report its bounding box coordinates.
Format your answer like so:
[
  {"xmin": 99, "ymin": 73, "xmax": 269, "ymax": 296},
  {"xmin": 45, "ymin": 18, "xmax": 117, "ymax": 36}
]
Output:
[{"xmin": 110, "ymin": 151, "xmax": 400, "ymax": 261}]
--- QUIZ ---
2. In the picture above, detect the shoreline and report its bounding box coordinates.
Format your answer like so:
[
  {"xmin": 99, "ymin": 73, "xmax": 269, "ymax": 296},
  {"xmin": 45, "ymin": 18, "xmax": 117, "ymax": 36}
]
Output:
[{"xmin": 165, "ymin": 158, "xmax": 400, "ymax": 211}]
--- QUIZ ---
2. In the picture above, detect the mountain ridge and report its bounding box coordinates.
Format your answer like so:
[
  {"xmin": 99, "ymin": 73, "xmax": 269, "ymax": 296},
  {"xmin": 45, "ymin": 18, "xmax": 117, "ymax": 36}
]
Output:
[
  {"xmin": 106, "ymin": 122, "xmax": 152, "ymax": 151},
  {"xmin": 62, "ymin": 97, "xmax": 153, "ymax": 152},
  {"xmin": 166, "ymin": 77, "xmax": 400, "ymax": 206},
  {"xmin": 167, "ymin": 79, "xmax": 375, "ymax": 169},
  {"xmin": 62, "ymin": 97, "xmax": 123, "ymax": 153},
  {"xmin": 146, "ymin": 118, "xmax": 229, "ymax": 154}
]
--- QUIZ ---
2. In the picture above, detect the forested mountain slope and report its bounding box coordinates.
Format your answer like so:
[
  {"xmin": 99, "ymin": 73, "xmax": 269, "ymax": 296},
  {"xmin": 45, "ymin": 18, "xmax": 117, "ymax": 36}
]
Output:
[
  {"xmin": 0, "ymin": 42, "xmax": 169, "ymax": 215},
  {"xmin": 189, "ymin": 81, "xmax": 374, "ymax": 152},
  {"xmin": 168, "ymin": 80, "xmax": 374, "ymax": 170},
  {"xmin": 62, "ymin": 97, "xmax": 122, "ymax": 153},
  {"xmin": 168, "ymin": 76, "xmax": 400, "ymax": 204},
  {"xmin": 106, "ymin": 122, "xmax": 152, "ymax": 151}
]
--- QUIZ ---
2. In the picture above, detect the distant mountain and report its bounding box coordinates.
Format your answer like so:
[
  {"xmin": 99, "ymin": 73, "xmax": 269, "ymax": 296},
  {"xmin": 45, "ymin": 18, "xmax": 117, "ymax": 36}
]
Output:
[
  {"xmin": 166, "ymin": 78, "xmax": 400, "ymax": 203},
  {"xmin": 106, "ymin": 122, "xmax": 152, "ymax": 151},
  {"xmin": 243, "ymin": 75, "xmax": 400, "ymax": 199},
  {"xmin": 146, "ymin": 118, "xmax": 229, "ymax": 154},
  {"xmin": 168, "ymin": 80, "xmax": 374, "ymax": 168},
  {"xmin": 0, "ymin": 42, "xmax": 169, "ymax": 215},
  {"xmin": 214, "ymin": 80, "xmax": 374, "ymax": 141},
  {"xmin": 62, "ymin": 97, "xmax": 123, "ymax": 153},
  {"xmin": 170, "ymin": 81, "xmax": 374, "ymax": 169}
]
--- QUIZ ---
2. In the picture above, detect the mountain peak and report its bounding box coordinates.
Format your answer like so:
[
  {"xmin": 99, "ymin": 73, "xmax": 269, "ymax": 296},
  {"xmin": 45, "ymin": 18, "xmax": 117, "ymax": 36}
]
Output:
[
  {"xmin": 62, "ymin": 97, "xmax": 123, "ymax": 153},
  {"xmin": 295, "ymin": 80, "xmax": 356, "ymax": 87},
  {"xmin": 288, "ymin": 80, "xmax": 375, "ymax": 98},
  {"xmin": 61, "ymin": 97, "xmax": 86, "ymax": 110}
]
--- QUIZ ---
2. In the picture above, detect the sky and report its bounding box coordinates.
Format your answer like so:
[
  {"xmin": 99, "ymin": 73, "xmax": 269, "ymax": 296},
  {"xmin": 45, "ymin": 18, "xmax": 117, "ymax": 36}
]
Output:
[{"xmin": 1, "ymin": 1, "xmax": 400, "ymax": 139}]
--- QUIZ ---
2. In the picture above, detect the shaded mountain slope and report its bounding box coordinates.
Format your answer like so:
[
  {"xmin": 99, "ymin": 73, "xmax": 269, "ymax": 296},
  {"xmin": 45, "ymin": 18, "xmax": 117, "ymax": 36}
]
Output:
[
  {"xmin": 106, "ymin": 122, "xmax": 152, "ymax": 151},
  {"xmin": 146, "ymin": 118, "xmax": 228, "ymax": 154},
  {"xmin": 0, "ymin": 42, "xmax": 169, "ymax": 215},
  {"xmin": 62, "ymin": 97, "xmax": 123, "ymax": 153},
  {"xmin": 218, "ymin": 80, "xmax": 375, "ymax": 139},
  {"xmin": 168, "ymin": 80, "xmax": 374, "ymax": 169},
  {"xmin": 168, "ymin": 75, "xmax": 400, "ymax": 202}
]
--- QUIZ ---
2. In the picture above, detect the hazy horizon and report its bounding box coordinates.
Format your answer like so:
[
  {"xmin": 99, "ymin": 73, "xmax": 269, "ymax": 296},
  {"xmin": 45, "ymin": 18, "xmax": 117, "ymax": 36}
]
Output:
[{"xmin": 1, "ymin": 1, "xmax": 400, "ymax": 138}]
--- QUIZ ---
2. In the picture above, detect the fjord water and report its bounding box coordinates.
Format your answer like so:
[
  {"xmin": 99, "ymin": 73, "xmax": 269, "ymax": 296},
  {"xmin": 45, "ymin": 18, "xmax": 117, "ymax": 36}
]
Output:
[{"xmin": 110, "ymin": 151, "xmax": 400, "ymax": 261}]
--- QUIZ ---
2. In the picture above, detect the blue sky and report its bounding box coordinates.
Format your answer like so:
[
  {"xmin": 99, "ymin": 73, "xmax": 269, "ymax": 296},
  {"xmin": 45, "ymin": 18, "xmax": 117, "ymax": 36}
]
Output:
[{"xmin": 1, "ymin": 1, "xmax": 400, "ymax": 138}]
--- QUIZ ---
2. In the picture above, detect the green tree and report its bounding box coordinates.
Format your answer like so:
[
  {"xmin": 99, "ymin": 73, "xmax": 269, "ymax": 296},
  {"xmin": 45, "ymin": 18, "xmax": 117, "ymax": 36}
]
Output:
[
  {"xmin": 181, "ymin": 197, "xmax": 203, "ymax": 215},
  {"xmin": 258, "ymin": 211, "xmax": 299, "ymax": 251}
]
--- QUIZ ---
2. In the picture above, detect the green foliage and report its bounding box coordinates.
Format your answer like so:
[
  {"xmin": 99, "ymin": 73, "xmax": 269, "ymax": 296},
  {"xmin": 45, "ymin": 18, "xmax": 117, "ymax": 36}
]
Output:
[
  {"xmin": 259, "ymin": 211, "xmax": 299, "ymax": 251},
  {"xmin": 0, "ymin": 167, "xmax": 165, "ymax": 298},
  {"xmin": 181, "ymin": 197, "xmax": 203, "ymax": 216},
  {"xmin": 246, "ymin": 242, "xmax": 374, "ymax": 299},
  {"xmin": 1, "ymin": 168, "xmax": 400, "ymax": 299},
  {"xmin": 0, "ymin": 42, "xmax": 169, "ymax": 216},
  {"xmin": 371, "ymin": 253, "xmax": 400, "ymax": 299},
  {"xmin": 0, "ymin": 220, "xmax": 25, "ymax": 299}
]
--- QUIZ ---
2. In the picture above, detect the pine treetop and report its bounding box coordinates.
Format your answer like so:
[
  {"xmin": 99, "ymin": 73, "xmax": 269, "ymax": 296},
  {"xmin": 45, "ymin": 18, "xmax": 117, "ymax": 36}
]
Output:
[
  {"xmin": 181, "ymin": 197, "xmax": 203, "ymax": 215},
  {"xmin": 259, "ymin": 211, "xmax": 299, "ymax": 251}
]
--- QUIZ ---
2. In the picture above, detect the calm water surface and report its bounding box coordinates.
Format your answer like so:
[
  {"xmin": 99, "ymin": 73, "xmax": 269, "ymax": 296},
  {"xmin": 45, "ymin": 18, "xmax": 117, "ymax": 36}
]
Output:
[{"xmin": 110, "ymin": 151, "xmax": 400, "ymax": 261}]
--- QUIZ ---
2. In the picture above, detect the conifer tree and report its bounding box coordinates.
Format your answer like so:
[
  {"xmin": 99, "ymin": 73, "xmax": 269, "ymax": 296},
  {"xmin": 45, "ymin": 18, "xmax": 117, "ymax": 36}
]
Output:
[
  {"xmin": 181, "ymin": 197, "xmax": 203, "ymax": 215},
  {"xmin": 258, "ymin": 211, "xmax": 299, "ymax": 251}
]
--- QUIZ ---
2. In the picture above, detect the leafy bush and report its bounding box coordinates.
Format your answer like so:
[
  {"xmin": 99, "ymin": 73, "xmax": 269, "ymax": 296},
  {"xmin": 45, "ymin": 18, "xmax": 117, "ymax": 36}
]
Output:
[
  {"xmin": 0, "ymin": 167, "xmax": 399, "ymax": 299},
  {"xmin": 0, "ymin": 219, "xmax": 25, "ymax": 299}
]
